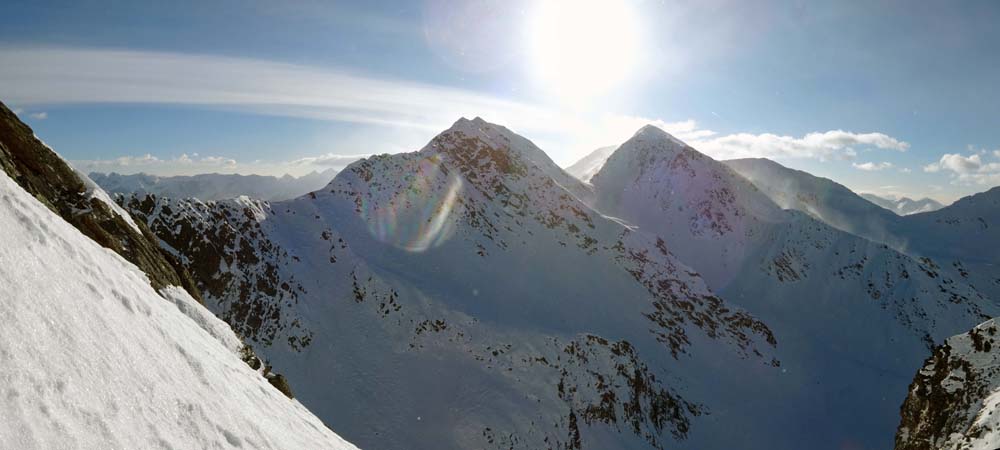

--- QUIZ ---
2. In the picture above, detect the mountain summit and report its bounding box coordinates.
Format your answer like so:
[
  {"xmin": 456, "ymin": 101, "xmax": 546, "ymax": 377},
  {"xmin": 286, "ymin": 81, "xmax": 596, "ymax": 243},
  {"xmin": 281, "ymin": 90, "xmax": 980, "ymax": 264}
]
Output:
[{"xmin": 588, "ymin": 123, "xmax": 996, "ymax": 449}]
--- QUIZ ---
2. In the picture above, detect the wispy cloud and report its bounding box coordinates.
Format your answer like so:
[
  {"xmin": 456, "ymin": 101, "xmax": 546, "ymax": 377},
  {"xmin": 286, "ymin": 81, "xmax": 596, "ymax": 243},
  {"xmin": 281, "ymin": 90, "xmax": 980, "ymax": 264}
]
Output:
[
  {"xmin": 852, "ymin": 161, "xmax": 894, "ymax": 171},
  {"xmin": 71, "ymin": 153, "xmax": 237, "ymax": 173},
  {"xmin": 0, "ymin": 46, "xmax": 913, "ymax": 168},
  {"xmin": 28, "ymin": 111, "xmax": 47, "ymax": 120},
  {"xmin": 0, "ymin": 46, "xmax": 555, "ymax": 133},
  {"xmin": 688, "ymin": 130, "xmax": 908, "ymax": 161},
  {"xmin": 71, "ymin": 151, "xmax": 367, "ymax": 177},
  {"xmin": 288, "ymin": 153, "xmax": 373, "ymax": 167}
]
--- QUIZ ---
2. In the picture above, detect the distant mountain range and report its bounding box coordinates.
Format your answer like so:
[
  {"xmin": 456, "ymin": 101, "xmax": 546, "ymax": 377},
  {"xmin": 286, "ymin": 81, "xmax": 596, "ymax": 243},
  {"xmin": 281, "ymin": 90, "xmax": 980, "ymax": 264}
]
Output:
[
  {"xmin": 89, "ymin": 169, "xmax": 338, "ymax": 201},
  {"xmin": 860, "ymin": 193, "xmax": 944, "ymax": 215}
]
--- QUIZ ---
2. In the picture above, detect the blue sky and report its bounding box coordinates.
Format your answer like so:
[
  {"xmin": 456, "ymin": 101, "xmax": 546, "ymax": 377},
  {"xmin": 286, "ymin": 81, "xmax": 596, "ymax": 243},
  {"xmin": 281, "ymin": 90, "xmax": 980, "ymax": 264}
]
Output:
[{"xmin": 1, "ymin": 0, "xmax": 999, "ymax": 203}]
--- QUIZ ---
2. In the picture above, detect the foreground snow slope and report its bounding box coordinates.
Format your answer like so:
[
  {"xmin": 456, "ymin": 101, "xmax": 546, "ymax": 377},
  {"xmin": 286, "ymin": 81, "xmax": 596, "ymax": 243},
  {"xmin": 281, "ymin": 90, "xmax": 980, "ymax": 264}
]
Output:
[
  {"xmin": 0, "ymin": 170, "xmax": 356, "ymax": 450},
  {"xmin": 0, "ymin": 101, "xmax": 202, "ymax": 300}
]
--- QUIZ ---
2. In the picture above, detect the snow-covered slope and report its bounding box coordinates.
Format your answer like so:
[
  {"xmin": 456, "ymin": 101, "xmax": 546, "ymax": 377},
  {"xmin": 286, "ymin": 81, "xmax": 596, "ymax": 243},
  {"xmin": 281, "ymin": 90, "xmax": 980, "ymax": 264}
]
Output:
[
  {"xmin": 123, "ymin": 117, "xmax": 788, "ymax": 450},
  {"xmin": 885, "ymin": 187, "xmax": 1000, "ymax": 305},
  {"xmin": 0, "ymin": 169, "xmax": 356, "ymax": 449},
  {"xmin": 122, "ymin": 118, "xmax": 1000, "ymax": 450},
  {"xmin": 565, "ymin": 145, "xmax": 617, "ymax": 182},
  {"xmin": 590, "ymin": 125, "xmax": 998, "ymax": 449},
  {"xmin": 724, "ymin": 157, "xmax": 902, "ymax": 246},
  {"xmin": 719, "ymin": 157, "xmax": 1000, "ymax": 303},
  {"xmin": 861, "ymin": 193, "xmax": 945, "ymax": 216},
  {"xmin": 91, "ymin": 169, "xmax": 338, "ymax": 202},
  {"xmin": 896, "ymin": 318, "xmax": 1000, "ymax": 450}
]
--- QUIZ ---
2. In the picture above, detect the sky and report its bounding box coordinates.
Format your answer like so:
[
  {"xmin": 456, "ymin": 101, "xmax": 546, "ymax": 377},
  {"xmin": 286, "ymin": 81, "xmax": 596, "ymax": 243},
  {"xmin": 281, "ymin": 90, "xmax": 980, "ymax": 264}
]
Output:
[{"xmin": 1, "ymin": 0, "xmax": 999, "ymax": 203}]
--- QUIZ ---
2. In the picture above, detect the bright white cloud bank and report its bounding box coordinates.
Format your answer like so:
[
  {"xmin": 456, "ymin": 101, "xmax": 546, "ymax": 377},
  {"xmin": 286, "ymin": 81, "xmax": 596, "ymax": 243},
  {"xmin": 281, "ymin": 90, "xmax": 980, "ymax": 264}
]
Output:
[
  {"xmin": 924, "ymin": 152, "xmax": 1000, "ymax": 185},
  {"xmin": 1, "ymin": 46, "xmax": 909, "ymax": 170},
  {"xmin": 691, "ymin": 130, "xmax": 908, "ymax": 162}
]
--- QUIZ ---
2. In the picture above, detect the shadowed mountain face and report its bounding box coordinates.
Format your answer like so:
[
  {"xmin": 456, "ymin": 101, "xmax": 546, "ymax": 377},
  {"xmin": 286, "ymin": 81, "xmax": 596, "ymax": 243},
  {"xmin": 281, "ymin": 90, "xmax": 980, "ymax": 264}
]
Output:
[
  {"xmin": 718, "ymin": 157, "xmax": 1000, "ymax": 302},
  {"xmin": 122, "ymin": 118, "xmax": 996, "ymax": 450},
  {"xmin": 90, "ymin": 168, "xmax": 339, "ymax": 202},
  {"xmin": 723, "ymin": 157, "xmax": 902, "ymax": 245}
]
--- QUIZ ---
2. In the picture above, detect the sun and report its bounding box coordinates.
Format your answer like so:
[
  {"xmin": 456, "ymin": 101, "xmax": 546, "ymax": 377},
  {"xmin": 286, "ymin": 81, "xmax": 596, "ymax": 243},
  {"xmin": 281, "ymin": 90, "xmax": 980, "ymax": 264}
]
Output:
[{"xmin": 528, "ymin": 0, "xmax": 641, "ymax": 102}]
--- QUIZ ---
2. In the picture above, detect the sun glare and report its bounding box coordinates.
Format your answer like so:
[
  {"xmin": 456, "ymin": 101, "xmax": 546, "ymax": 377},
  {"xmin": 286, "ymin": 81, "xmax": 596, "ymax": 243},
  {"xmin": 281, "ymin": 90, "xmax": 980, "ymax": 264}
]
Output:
[{"xmin": 528, "ymin": 0, "xmax": 641, "ymax": 103}]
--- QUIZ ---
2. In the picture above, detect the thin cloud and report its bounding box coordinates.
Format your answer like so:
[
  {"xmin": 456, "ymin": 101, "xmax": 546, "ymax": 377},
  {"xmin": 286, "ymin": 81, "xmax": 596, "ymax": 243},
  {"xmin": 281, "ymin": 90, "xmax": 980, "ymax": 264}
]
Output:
[
  {"xmin": 74, "ymin": 153, "xmax": 239, "ymax": 175},
  {"xmin": 853, "ymin": 161, "xmax": 894, "ymax": 171},
  {"xmin": 0, "ymin": 46, "xmax": 555, "ymax": 134},
  {"xmin": 28, "ymin": 111, "xmax": 47, "ymax": 119},
  {"xmin": 689, "ymin": 130, "xmax": 909, "ymax": 161},
  {"xmin": 72, "ymin": 151, "xmax": 365, "ymax": 177},
  {"xmin": 289, "ymin": 153, "xmax": 372, "ymax": 167},
  {"xmin": 1, "ymin": 46, "xmax": 913, "ymax": 168}
]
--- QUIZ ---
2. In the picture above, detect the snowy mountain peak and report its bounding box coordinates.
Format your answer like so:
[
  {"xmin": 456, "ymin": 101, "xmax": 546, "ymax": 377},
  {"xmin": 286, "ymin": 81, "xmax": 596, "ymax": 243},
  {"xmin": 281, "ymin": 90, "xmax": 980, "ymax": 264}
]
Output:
[
  {"xmin": 418, "ymin": 116, "xmax": 593, "ymax": 201},
  {"xmin": 565, "ymin": 145, "xmax": 618, "ymax": 182},
  {"xmin": 624, "ymin": 124, "xmax": 691, "ymax": 156},
  {"xmin": 434, "ymin": 116, "xmax": 537, "ymax": 158},
  {"xmin": 450, "ymin": 116, "xmax": 488, "ymax": 128}
]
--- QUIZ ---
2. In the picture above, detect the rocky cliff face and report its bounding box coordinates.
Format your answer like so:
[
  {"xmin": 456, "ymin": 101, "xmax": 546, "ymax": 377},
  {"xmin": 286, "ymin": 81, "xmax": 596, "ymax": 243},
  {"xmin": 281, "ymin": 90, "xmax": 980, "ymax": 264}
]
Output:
[
  {"xmin": 0, "ymin": 101, "xmax": 201, "ymax": 301},
  {"xmin": 121, "ymin": 194, "xmax": 314, "ymax": 350},
  {"xmin": 896, "ymin": 319, "xmax": 1000, "ymax": 450}
]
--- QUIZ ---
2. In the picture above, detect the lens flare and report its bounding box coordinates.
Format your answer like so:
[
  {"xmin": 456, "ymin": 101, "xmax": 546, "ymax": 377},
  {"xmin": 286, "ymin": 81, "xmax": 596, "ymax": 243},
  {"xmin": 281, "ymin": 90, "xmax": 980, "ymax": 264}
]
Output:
[{"xmin": 362, "ymin": 155, "xmax": 463, "ymax": 252}]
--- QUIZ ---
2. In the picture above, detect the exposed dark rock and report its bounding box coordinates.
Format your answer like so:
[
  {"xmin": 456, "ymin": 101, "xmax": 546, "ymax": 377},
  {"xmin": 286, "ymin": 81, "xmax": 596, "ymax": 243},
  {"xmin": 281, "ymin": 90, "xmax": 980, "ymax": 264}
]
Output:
[{"xmin": 895, "ymin": 320, "xmax": 1000, "ymax": 450}]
